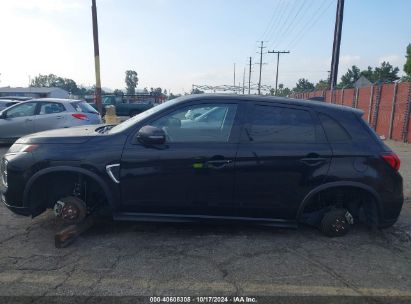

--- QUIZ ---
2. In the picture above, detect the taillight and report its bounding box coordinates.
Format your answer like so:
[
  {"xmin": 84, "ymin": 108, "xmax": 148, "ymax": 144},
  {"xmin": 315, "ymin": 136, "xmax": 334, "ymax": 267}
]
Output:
[
  {"xmin": 382, "ymin": 153, "xmax": 401, "ymax": 171},
  {"xmin": 72, "ymin": 113, "xmax": 88, "ymax": 120}
]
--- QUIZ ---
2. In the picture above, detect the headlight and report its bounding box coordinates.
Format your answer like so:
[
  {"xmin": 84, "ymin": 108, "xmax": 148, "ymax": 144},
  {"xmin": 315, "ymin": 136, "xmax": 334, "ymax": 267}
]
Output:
[
  {"xmin": 8, "ymin": 144, "xmax": 38, "ymax": 154},
  {"xmin": 1, "ymin": 158, "xmax": 7, "ymax": 187}
]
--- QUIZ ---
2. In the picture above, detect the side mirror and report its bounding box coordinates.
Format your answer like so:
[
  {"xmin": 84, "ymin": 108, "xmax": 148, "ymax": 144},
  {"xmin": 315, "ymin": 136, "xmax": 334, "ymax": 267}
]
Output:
[
  {"xmin": 135, "ymin": 125, "xmax": 166, "ymax": 145},
  {"xmin": 0, "ymin": 112, "xmax": 6, "ymax": 119}
]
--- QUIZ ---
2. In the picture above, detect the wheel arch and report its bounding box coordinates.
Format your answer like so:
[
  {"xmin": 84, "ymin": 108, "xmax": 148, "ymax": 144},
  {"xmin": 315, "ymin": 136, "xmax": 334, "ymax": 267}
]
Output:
[
  {"xmin": 23, "ymin": 166, "xmax": 115, "ymax": 210},
  {"xmin": 296, "ymin": 181, "xmax": 382, "ymax": 221}
]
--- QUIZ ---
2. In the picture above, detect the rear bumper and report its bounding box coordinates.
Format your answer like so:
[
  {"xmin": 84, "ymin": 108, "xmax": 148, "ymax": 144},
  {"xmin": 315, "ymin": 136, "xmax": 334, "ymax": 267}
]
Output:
[{"xmin": 379, "ymin": 197, "xmax": 403, "ymax": 228}]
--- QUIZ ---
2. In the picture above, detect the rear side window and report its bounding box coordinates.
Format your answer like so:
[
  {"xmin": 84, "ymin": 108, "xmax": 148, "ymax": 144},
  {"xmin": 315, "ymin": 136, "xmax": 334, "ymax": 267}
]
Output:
[
  {"xmin": 249, "ymin": 105, "xmax": 316, "ymax": 143},
  {"xmin": 318, "ymin": 113, "xmax": 351, "ymax": 142},
  {"xmin": 39, "ymin": 102, "xmax": 66, "ymax": 115},
  {"xmin": 71, "ymin": 101, "xmax": 98, "ymax": 114}
]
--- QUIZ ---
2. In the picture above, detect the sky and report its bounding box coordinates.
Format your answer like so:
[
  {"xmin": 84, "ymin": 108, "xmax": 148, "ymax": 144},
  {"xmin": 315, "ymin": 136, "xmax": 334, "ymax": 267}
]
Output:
[{"xmin": 0, "ymin": 0, "xmax": 410, "ymax": 94}]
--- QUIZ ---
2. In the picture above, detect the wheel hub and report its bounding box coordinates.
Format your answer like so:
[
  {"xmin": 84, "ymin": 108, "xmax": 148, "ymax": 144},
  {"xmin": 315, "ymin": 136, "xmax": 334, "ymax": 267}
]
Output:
[
  {"xmin": 53, "ymin": 197, "xmax": 87, "ymax": 224},
  {"xmin": 332, "ymin": 218, "xmax": 346, "ymax": 232}
]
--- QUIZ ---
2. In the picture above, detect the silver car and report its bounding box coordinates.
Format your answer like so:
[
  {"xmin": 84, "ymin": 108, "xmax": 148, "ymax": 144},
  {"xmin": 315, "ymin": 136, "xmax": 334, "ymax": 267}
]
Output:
[
  {"xmin": 0, "ymin": 98, "xmax": 102, "ymax": 143},
  {"xmin": 0, "ymin": 100, "xmax": 19, "ymax": 112}
]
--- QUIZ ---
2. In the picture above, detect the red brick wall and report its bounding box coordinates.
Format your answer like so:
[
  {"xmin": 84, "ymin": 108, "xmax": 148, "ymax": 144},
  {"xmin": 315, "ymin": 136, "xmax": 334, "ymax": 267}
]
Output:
[
  {"xmin": 290, "ymin": 82, "xmax": 411, "ymax": 143},
  {"xmin": 357, "ymin": 87, "xmax": 372, "ymax": 123},
  {"xmin": 343, "ymin": 88, "xmax": 355, "ymax": 107},
  {"xmin": 375, "ymin": 84, "xmax": 394, "ymax": 138}
]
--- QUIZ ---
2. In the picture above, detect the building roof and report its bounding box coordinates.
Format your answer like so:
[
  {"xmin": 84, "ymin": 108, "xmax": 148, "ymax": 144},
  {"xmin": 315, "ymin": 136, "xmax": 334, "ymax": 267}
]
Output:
[
  {"xmin": 0, "ymin": 87, "xmax": 68, "ymax": 94},
  {"xmin": 354, "ymin": 76, "xmax": 373, "ymax": 88}
]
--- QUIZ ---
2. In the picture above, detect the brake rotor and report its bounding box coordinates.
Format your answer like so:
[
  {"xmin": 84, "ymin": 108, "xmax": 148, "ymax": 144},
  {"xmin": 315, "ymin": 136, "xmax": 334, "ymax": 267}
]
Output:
[{"xmin": 54, "ymin": 197, "xmax": 87, "ymax": 224}]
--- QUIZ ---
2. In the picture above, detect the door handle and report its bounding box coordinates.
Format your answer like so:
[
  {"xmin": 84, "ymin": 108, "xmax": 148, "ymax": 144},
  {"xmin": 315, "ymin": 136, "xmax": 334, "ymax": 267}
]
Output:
[
  {"xmin": 300, "ymin": 157, "xmax": 326, "ymax": 166},
  {"xmin": 206, "ymin": 159, "xmax": 232, "ymax": 169},
  {"xmin": 25, "ymin": 118, "xmax": 33, "ymax": 122},
  {"xmin": 56, "ymin": 116, "xmax": 63, "ymax": 119}
]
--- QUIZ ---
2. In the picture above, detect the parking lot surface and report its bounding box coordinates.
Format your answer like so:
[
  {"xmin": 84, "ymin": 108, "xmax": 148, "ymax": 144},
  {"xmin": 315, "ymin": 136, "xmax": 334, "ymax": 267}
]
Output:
[{"xmin": 0, "ymin": 141, "xmax": 410, "ymax": 297}]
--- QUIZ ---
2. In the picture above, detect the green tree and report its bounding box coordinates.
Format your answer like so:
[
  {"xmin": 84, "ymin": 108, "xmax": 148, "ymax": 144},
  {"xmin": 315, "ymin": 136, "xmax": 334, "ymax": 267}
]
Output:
[
  {"xmin": 315, "ymin": 79, "xmax": 330, "ymax": 90},
  {"xmin": 191, "ymin": 88, "xmax": 204, "ymax": 94},
  {"xmin": 293, "ymin": 78, "xmax": 315, "ymax": 93},
  {"xmin": 168, "ymin": 93, "xmax": 181, "ymax": 100},
  {"xmin": 360, "ymin": 66, "xmax": 374, "ymax": 82},
  {"xmin": 30, "ymin": 73, "xmax": 82, "ymax": 95},
  {"xmin": 113, "ymin": 89, "xmax": 124, "ymax": 96},
  {"xmin": 373, "ymin": 61, "xmax": 399, "ymax": 83},
  {"xmin": 272, "ymin": 84, "xmax": 291, "ymax": 96},
  {"xmin": 125, "ymin": 70, "xmax": 138, "ymax": 94},
  {"xmin": 338, "ymin": 65, "xmax": 361, "ymax": 88}
]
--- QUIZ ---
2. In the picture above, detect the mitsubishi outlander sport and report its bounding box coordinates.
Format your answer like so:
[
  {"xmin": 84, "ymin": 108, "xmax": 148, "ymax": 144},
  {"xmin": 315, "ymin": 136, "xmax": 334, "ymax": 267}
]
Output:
[{"xmin": 1, "ymin": 95, "xmax": 403, "ymax": 237}]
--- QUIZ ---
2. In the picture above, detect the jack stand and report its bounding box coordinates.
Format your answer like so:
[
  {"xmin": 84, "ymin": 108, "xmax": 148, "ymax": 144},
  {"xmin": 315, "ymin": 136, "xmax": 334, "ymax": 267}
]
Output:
[{"xmin": 54, "ymin": 215, "xmax": 95, "ymax": 248}]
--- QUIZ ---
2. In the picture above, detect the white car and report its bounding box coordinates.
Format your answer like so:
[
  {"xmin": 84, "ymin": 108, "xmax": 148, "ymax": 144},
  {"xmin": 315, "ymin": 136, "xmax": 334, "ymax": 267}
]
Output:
[{"xmin": 0, "ymin": 98, "xmax": 102, "ymax": 143}]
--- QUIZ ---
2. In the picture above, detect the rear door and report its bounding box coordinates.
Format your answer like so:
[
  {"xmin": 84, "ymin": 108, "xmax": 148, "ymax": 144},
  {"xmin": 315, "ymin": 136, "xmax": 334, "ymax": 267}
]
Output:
[
  {"xmin": 234, "ymin": 102, "xmax": 332, "ymax": 220},
  {"xmin": 34, "ymin": 102, "xmax": 67, "ymax": 132}
]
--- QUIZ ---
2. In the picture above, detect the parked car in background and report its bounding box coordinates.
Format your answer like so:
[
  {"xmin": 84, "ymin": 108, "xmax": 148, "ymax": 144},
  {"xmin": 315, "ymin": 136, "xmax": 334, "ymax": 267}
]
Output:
[
  {"xmin": 0, "ymin": 98, "xmax": 102, "ymax": 143},
  {"xmin": 0, "ymin": 96, "xmax": 33, "ymax": 102},
  {"xmin": 0, "ymin": 100, "xmax": 19, "ymax": 111},
  {"xmin": 88, "ymin": 95, "xmax": 153, "ymax": 117},
  {"xmin": 1, "ymin": 95, "xmax": 403, "ymax": 237}
]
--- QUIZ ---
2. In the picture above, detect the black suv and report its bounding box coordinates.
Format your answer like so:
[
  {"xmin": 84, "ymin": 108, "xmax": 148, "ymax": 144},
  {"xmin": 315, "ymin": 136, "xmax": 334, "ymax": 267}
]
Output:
[{"xmin": 1, "ymin": 95, "xmax": 403, "ymax": 236}]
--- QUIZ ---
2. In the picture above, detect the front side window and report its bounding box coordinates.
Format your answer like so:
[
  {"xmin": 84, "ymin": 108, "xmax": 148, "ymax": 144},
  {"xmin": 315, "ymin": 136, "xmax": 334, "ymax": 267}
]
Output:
[
  {"xmin": 6, "ymin": 102, "xmax": 37, "ymax": 118},
  {"xmin": 248, "ymin": 105, "xmax": 316, "ymax": 143},
  {"xmin": 39, "ymin": 102, "xmax": 66, "ymax": 115},
  {"xmin": 151, "ymin": 103, "xmax": 238, "ymax": 143}
]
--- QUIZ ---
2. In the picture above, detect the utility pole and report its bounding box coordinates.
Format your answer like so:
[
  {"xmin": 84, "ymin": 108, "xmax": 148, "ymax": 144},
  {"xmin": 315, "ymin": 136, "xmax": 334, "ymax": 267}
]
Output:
[
  {"xmin": 268, "ymin": 50, "xmax": 290, "ymax": 95},
  {"xmin": 242, "ymin": 67, "xmax": 246, "ymax": 94},
  {"xmin": 257, "ymin": 41, "xmax": 266, "ymax": 95},
  {"xmin": 248, "ymin": 57, "xmax": 252, "ymax": 94},
  {"xmin": 329, "ymin": 0, "xmax": 345, "ymax": 90},
  {"xmin": 91, "ymin": 0, "xmax": 102, "ymax": 115},
  {"xmin": 233, "ymin": 63, "xmax": 236, "ymax": 88}
]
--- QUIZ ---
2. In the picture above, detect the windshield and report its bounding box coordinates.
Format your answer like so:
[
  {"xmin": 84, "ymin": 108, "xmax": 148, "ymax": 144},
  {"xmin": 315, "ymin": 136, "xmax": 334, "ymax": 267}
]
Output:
[{"xmin": 108, "ymin": 97, "xmax": 182, "ymax": 134}]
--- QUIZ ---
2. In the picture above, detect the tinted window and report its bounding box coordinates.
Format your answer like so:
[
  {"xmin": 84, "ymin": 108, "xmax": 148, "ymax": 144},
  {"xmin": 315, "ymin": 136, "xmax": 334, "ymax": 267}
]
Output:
[
  {"xmin": 6, "ymin": 102, "xmax": 37, "ymax": 118},
  {"xmin": 249, "ymin": 105, "xmax": 316, "ymax": 143},
  {"xmin": 151, "ymin": 104, "xmax": 238, "ymax": 142},
  {"xmin": 71, "ymin": 101, "xmax": 98, "ymax": 114},
  {"xmin": 39, "ymin": 102, "xmax": 66, "ymax": 115},
  {"xmin": 318, "ymin": 113, "xmax": 351, "ymax": 142}
]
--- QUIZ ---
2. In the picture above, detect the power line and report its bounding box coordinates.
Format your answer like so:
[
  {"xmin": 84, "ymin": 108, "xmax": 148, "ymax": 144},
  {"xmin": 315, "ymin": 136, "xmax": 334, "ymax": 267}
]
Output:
[
  {"xmin": 267, "ymin": 0, "xmax": 300, "ymax": 49},
  {"xmin": 260, "ymin": 0, "xmax": 285, "ymax": 41},
  {"xmin": 286, "ymin": 0, "xmax": 334, "ymax": 50},
  {"xmin": 262, "ymin": 0, "xmax": 289, "ymax": 42},
  {"xmin": 270, "ymin": 0, "xmax": 308, "ymax": 50}
]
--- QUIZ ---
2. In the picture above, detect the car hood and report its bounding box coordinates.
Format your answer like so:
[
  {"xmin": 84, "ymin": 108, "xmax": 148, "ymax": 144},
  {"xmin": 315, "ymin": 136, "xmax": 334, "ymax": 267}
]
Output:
[{"xmin": 16, "ymin": 125, "xmax": 105, "ymax": 144}]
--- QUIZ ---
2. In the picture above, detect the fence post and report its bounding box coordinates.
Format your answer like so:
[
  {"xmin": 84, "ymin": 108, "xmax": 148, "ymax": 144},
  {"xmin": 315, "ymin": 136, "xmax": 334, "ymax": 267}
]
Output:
[
  {"xmin": 353, "ymin": 88, "xmax": 359, "ymax": 108},
  {"xmin": 340, "ymin": 88, "xmax": 344, "ymax": 105},
  {"xmin": 402, "ymin": 83, "xmax": 411, "ymax": 143},
  {"xmin": 372, "ymin": 84, "xmax": 382, "ymax": 130},
  {"xmin": 388, "ymin": 82, "xmax": 398, "ymax": 140},
  {"xmin": 367, "ymin": 85, "xmax": 374, "ymax": 124}
]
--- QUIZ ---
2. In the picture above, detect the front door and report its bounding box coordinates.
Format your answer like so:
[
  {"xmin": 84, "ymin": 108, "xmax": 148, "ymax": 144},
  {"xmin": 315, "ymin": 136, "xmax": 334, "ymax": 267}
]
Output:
[
  {"xmin": 120, "ymin": 101, "xmax": 242, "ymax": 216},
  {"xmin": 234, "ymin": 103, "xmax": 332, "ymax": 220},
  {"xmin": 0, "ymin": 102, "xmax": 37, "ymax": 140}
]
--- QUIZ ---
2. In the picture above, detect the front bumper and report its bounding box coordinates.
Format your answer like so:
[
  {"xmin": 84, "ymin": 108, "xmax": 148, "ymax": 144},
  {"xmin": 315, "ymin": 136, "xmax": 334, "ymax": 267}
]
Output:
[{"xmin": 1, "ymin": 193, "xmax": 31, "ymax": 216}]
